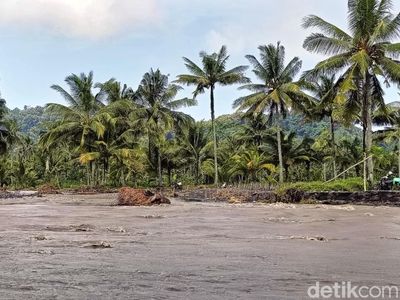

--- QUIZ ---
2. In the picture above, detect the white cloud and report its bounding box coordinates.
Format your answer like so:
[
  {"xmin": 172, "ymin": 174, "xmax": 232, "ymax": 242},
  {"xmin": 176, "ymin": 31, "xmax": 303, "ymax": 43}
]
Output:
[
  {"xmin": 204, "ymin": 0, "xmax": 348, "ymax": 68},
  {"xmin": 0, "ymin": 0, "xmax": 161, "ymax": 39}
]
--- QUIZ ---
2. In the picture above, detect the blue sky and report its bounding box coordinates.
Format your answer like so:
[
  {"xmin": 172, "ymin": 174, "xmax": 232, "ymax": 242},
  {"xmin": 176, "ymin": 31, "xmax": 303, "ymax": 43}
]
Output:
[{"xmin": 0, "ymin": 0, "xmax": 399, "ymax": 120}]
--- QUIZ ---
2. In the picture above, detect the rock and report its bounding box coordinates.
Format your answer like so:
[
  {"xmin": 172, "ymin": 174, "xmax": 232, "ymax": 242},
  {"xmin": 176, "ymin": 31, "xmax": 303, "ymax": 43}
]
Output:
[
  {"xmin": 84, "ymin": 241, "xmax": 112, "ymax": 249},
  {"xmin": 106, "ymin": 227, "xmax": 126, "ymax": 233},
  {"xmin": 33, "ymin": 235, "xmax": 48, "ymax": 241},
  {"xmin": 149, "ymin": 193, "xmax": 171, "ymax": 205},
  {"xmin": 35, "ymin": 249, "xmax": 54, "ymax": 255}
]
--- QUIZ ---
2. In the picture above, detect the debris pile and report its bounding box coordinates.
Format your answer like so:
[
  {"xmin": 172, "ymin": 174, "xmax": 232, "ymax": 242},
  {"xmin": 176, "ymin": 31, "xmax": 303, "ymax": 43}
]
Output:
[
  {"xmin": 118, "ymin": 188, "xmax": 171, "ymax": 206},
  {"xmin": 181, "ymin": 188, "xmax": 305, "ymax": 204},
  {"xmin": 38, "ymin": 184, "xmax": 60, "ymax": 195}
]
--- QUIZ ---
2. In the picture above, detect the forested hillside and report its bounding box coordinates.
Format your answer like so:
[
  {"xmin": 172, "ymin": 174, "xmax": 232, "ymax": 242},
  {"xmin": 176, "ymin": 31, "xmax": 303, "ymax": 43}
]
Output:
[
  {"xmin": 9, "ymin": 106, "xmax": 360, "ymax": 142},
  {"xmin": 8, "ymin": 106, "xmax": 50, "ymax": 139}
]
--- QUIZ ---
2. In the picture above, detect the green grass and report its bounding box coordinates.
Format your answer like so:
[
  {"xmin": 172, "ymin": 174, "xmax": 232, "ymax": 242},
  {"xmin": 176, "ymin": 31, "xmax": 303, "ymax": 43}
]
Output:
[{"xmin": 279, "ymin": 178, "xmax": 364, "ymax": 192}]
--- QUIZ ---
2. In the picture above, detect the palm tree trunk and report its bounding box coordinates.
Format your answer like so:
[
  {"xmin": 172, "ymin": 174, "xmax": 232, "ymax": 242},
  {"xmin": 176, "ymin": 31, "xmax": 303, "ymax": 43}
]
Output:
[
  {"xmin": 210, "ymin": 86, "xmax": 218, "ymax": 185},
  {"xmin": 195, "ymin": 155, "xmax": 199, "ymax": 184},
  {"xmin": 91, "ymin": 162, "xmax": 95, "ymax": 187},
  {"xmin": 86, "ymin": 164, "xmax": 90, "ymax": 186},
  {"xmin": 276, "ymin": 111, "xmax": 284, "ymax": 183},
  {"xmin": 284, "ymin": 165, "xmax": 289, "ymax": 182},
  {"xmin": 157, "ymin": 148, "xmax": 162, "ymax": 187},
  {"xmin": 167, "ymin": 165, "xmax": 172, "ymax": 186},
  {"xmin": 363, "ymin": 74, "xmax": 374, "ymax": 186},
  {"xmin": 45, "ymin": 157, "xmax": 50, "ymax": 175},
  {"xmin": 366, "ymin": 111, "xmax": 373, "ymax": 185},
  {"xmin": 398, "ymin": 137, "xmax": 400, "ymax": 177},
  {"xmin": 330, "ymin": 115, "xmax": 337, "ymax": 179}
]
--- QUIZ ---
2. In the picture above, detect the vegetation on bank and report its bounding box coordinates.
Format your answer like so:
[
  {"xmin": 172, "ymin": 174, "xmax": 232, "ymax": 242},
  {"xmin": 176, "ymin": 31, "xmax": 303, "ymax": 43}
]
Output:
[
  {"xmin": 280, "ymin": 178, "xmax": 364, "ymax": 193},
  {"xmin": 1, "ymin": 0, "xmax": 400, "ymax": 192}
]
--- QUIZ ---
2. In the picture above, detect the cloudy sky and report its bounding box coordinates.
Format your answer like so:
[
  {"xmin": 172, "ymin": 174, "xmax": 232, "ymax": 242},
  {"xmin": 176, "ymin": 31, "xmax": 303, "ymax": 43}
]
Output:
[{"xmin": 1, "ymin": 0, "xmax": 400, "ymax": 119}]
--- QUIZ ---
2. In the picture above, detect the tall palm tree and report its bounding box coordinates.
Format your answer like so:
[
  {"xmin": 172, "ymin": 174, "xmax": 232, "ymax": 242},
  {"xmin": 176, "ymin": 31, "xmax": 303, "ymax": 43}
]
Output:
[
  {"xmin": 233, "ymin": 42, "xmax": 310, "ymax": 183},
  {"xmin": 135, "ymin": 69, "xmax": 196, "ymax": 186},
  {"xmin": 303, "ymin": 74, "xmax": 340, "ymax": 178},
  {"xmin": 302, "ymin": 0, "xmax": 400, "ymax": 185},
  {"xmin": 176, "ymin": 46, "xmax": 249, "ymax": 185},
  {"xmin": 41, "ymin": 72, "xmax": 107, "ymax": 185}
]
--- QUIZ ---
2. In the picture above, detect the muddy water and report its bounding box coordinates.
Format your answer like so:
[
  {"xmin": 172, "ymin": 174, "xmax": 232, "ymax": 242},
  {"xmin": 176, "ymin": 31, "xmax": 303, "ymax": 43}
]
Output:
[{"xmin": 0, "ymin": 194, "xmax": 399, "ymax": 299}]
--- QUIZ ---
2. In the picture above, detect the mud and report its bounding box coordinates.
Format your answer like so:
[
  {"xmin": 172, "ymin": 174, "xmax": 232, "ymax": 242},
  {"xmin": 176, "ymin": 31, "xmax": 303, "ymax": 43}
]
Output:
[{"xmin": 0, "ymin": 194, "xmax": 399, "ymax": 299}]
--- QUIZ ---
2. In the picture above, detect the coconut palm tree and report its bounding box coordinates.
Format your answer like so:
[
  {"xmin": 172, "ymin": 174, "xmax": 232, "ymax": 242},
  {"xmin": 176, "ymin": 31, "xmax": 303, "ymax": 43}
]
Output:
[
  {"xmin": 41, "ymin": 72, "xmax": 107, "ymax": 185},
  {"xmin": 135, "ymin": 69, "xmax": 196, "ymax": 186},
  {"xmin": 235, "ymin": 114, "xmax": 270, "ymax": 147},
  {"xmin": 229, "ymin": 148, "xmax": 276, "ymax": 183},
  {"xmin": 263, "ymin": 131, "xmax": 312, "ymax": 181},
  {"xmin": 302, "ymin": 74, "xmax": 340, "ymax": 178},
  {"xmin": 179, "ymin": 121, "xmax": 210, "ymax": 184},
  {"xmin": 95, "ymin": 79, "xmax": 135, "ymax": 104},
  {"xmin": 374, "ymin": 102, "xmax": 400, "ymax": 176},
  {"xmin": 176, "ymin": 46, "xmax": 249, "ymax": 185},
  {"xmin": 302, "ymin": 0, "xmax": 400, "ymax": 185},
  {"xmin": 233, "ymin": 42, "xmax": 311, "ymax": 183}
]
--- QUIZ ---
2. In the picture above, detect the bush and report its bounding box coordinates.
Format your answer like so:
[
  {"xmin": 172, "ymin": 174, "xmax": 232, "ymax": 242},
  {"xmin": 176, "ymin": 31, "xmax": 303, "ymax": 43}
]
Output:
[{"xmin": 279, "ymin": 178, "xmax": 364, "ymax": 192}]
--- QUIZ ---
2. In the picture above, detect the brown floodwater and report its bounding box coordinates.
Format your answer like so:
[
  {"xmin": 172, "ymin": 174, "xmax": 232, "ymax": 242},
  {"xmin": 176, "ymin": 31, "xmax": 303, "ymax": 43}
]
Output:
[{"xmin": 0, "ymin": 194, "xmax": 399, "ymax": 299}]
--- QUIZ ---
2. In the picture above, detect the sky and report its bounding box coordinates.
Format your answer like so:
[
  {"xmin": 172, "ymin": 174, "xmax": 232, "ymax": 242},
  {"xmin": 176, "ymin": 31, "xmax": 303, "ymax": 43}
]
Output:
[{"xmin": 0, "ymin": 0, "xmax": 400, "ymax": 120}]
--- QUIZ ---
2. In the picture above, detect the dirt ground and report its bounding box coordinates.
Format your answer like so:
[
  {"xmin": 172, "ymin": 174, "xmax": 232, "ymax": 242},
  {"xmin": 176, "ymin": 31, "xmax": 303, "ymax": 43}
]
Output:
[{"xmin": 0, "ymin": 194, "xmax": 399, "ymax": 300}]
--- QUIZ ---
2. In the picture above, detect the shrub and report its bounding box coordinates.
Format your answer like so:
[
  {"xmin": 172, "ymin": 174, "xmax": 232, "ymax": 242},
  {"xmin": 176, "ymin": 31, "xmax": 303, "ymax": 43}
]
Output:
[{"xmin": 279, "ymin": 178, "xmax": 363, "ymax": 192}]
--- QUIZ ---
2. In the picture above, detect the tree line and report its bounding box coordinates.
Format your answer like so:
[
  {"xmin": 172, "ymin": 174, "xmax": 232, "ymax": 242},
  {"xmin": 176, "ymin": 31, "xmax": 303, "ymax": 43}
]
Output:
[{"xmin": 1, "ymin": 0, "xmax": 400, "ymax": 189}]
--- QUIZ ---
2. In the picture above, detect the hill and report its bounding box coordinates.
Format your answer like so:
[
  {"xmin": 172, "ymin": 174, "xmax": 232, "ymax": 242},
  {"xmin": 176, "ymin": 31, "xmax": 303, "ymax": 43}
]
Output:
[
  {"xmin": 8, "ymin": 106, "xmax": 49, "ymax": 139},
  {"xmin": 8, "ymin": 105, "xmax": 361, "ymax": 142}
]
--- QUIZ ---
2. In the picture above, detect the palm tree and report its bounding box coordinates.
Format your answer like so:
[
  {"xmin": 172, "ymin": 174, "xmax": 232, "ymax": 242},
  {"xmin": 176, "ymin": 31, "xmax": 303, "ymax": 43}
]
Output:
[
  {"xmin": 264, "ymin": 131, "xmax": 312, "ymax": 181},
  {"xmin": 95, "ymin": 79, "xmax": 135, "ymax": 104},
  {"xmin": 337, "ymin": 137, "xmax": 363, "ymax": 177},
  {"xmin": 303, "ymin": 0, "xmax": 400, "ymax": 185},
  {"xmin": 229, "ymin": 148, "xmax": 276, "ymax": 183},
  {"xmin": 233, "ymin": 42, "xmax": 311, "ymax": 183},
  {"xmin": 135, "ymin": 69, "xmax": 196, "ymax": 186},
  {"xmin": 303, "ymin": 74, "xmax": 340, "ymax": 178},
  {"xmin": 176, "ymin": 46, "xmax": 249, "ymax": 185},
  {"xmin": 374, "ymin": 103, "xmax": 400, "ymax": 176},
  {"xmin": 179, "ymin": 121, "xmax": 210, "ymax": 184},
  {"xmin": 235, "ymin": 114, "xmax": 270, "ymax": 147},
  {"xmin": 41, "ymin": 72, "xmax": 107, "ymax": 185}
]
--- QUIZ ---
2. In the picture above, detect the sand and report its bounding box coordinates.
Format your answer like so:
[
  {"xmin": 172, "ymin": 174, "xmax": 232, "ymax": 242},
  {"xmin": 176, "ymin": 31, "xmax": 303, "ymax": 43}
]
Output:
[{"xmin": 0, "ymin": 194, "xmax": 399, "ymax": 299}]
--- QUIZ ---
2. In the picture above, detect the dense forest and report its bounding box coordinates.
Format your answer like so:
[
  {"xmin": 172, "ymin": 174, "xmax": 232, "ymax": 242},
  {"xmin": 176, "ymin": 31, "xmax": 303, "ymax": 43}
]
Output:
[{"xmin": 1, "ymin": 0, "xmax": 400, "ymax": 190}]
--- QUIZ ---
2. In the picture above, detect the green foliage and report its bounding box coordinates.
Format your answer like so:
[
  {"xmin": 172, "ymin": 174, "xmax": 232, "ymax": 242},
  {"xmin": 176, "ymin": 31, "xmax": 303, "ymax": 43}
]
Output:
[
  {"xmin": 176, "ymin": 45, "xmax": 250, "ymax": 184},
  {"xmin": 303, "ymin": 0, "xmax": 400, "ymax": 184},
  {"xmin": 2, "ymin": 1, "xmax": 400, "ymax": 191},
  {"xmin": 281, "ymin": 178, "xmax": 364, "ymax": 192},
  {"xmin": 8, "ymin": 106, "xmax": 51, "ymax": 140}
]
